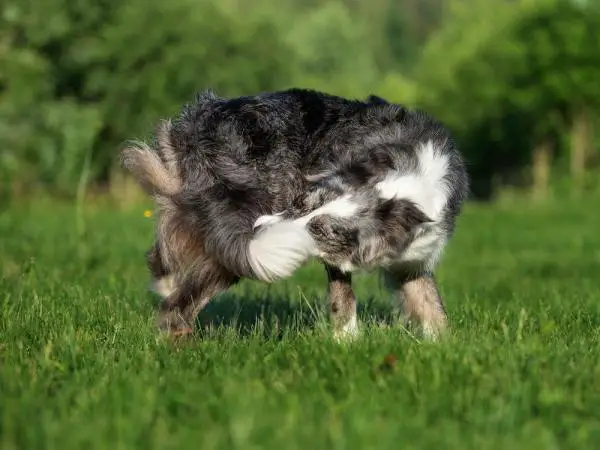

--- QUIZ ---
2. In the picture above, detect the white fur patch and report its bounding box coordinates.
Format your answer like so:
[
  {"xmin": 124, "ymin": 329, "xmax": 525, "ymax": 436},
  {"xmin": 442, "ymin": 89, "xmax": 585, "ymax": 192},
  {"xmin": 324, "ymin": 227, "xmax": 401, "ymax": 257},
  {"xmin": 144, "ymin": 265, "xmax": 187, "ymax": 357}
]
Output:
[
  {"xmin": 422, "ymin": 322, "xmax": 442, "ymax": 341},
  {"xmin": 248, "ymin": 195, "xmax": 361, "ymax": 283},
  {"xmin": 332, "ymin": 313, "xmax": 359, "ymax": 342},
  {"xmin": 248, "ymin": 221, "xmax": 317, "ymax": 282},
  {"xmin": 375, "ymin": 140, "xmax": 450, "ymax": 222},
  {"xmin": 297, "ymin": 194, "xmax": 360, "ymax": 225},
  {"xmin": 400, "ymin": 225, "xmax": 447, "ymax": 270},
  {"xmin": 338, "ymin": 260, "xmax": 356, "ymax": 273},
  {"xmin": 151, "ymin": 275, "xmax": 176, "ymax": 298},
  {"xmin": 253, "ymin": 213, "xmax": 284, "ymax": 230},
  {"xmin": 375, "ymin": 140, "xmax": 451, "ymax": 271},
  {"xmin": 253, "ymin": 195, "xmax": 358, "ymax": 231}
]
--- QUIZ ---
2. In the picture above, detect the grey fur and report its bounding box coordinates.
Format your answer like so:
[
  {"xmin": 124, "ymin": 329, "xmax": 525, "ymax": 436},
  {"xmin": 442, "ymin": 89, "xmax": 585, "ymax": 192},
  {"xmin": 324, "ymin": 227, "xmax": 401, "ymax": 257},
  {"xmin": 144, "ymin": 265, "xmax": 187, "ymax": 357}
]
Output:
[{"xmin": 121, "ymin": 88, "xmax": 469, "ymax": 336}]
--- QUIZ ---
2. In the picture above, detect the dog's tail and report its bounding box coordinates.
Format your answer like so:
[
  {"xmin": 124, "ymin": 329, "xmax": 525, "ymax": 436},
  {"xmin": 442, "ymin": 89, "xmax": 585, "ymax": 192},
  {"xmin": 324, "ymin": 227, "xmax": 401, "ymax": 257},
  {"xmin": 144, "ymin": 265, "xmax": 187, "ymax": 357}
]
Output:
[
  {"xmin": 247, "ymin": 219, "xmax": 317, "ymax": 282},
  {"xmin": 121, "ymin": 121, "xmax": 181, "ymax": 197},
  {"xmin": 245, "ymin": 195, "xmax": 362, "ymax": 282}
]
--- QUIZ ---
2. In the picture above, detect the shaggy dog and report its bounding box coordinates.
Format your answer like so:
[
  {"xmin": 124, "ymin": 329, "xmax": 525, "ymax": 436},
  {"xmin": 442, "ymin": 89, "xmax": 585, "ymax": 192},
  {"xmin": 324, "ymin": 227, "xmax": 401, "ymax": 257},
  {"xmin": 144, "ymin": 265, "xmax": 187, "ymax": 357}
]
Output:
[{"xmin": 122, "ymin": 88, "xmax": 469, "ymax": 340}]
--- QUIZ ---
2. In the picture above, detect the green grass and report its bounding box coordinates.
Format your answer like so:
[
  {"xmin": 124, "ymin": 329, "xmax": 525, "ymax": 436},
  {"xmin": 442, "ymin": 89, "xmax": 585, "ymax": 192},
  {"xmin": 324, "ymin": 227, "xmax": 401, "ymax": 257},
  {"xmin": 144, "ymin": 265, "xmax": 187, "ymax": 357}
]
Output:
[{"xmin": 1, "ymin": 198, "xmax": 599, "ymax": 450}]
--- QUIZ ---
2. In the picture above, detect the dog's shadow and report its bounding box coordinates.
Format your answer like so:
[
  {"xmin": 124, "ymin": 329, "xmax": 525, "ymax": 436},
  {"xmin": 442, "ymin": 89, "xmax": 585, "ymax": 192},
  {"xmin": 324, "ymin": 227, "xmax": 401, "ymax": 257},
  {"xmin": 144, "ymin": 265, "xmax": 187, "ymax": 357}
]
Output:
[{"xmin": 189, "ymin": 291, "xmax": 400, "ymax": 339}]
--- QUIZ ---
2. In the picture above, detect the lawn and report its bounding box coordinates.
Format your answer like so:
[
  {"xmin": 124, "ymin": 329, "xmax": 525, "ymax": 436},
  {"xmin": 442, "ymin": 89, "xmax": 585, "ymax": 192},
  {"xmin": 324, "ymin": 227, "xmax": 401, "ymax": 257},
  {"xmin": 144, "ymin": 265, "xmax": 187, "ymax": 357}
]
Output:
[{"xmin": 1, "ymin": 197, "xmax": 599, "ymax": 449}]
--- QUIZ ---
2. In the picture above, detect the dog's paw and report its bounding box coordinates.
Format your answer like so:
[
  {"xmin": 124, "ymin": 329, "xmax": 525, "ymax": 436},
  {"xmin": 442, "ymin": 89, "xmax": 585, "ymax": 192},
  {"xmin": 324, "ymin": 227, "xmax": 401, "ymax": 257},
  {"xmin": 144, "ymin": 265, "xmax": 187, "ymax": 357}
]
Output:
[
  {"xmin": 157, "ymin": 309, "xmax": 194, "ymax": 338},
  {"xmin": 420, "ymin": 321, "xmax": 448, "ymax": 341},
  {"xmin": 169, "ymin": 327, "xmax": 194, "ymax": 338},
  {"xmin": 332, "ymin": 317, "xmax": 360, "ymax": 343}
]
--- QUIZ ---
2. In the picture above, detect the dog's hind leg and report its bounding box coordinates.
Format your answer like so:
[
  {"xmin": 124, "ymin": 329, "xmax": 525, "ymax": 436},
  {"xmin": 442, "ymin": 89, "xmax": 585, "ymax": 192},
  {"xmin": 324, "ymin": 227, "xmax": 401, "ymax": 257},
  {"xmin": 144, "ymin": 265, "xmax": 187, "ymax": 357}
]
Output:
[
  {"xmin": 157, "ymin": 258, "xmax": 237, "ymax": 336},
  {"xmin": 385, "ymin": 270, "xmax": 447, "ymax": 340},
  {"xmin": 146, "ymin": 242, "xmax": 177, "ymax": 299},
  {"xmin": 325, "ymin": 264, "xmax": 358, "ymax": 341}
]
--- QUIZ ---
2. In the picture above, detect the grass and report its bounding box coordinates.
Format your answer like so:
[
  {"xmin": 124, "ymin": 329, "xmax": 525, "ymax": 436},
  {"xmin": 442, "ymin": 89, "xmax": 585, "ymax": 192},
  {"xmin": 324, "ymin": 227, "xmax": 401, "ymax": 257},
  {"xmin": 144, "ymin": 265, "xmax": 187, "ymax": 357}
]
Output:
[{"xmin": 1, "ymin": 197, "xmax": 599, "ymax": 450}]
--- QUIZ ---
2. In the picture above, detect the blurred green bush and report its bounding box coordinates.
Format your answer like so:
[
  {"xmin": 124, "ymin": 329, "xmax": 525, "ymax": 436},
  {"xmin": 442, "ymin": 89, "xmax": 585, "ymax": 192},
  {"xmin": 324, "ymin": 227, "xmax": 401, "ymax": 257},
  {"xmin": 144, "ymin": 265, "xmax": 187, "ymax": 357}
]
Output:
[{"xmin": 0, "ymin": 0, "xmax": 598, "ymax": 201}]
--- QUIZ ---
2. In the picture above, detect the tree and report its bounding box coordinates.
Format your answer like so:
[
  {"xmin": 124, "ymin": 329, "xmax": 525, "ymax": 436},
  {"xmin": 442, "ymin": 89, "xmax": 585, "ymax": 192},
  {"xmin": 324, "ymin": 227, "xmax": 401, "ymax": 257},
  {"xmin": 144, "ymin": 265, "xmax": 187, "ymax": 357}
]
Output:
[
  {"xmin": 281, "ymin": 1, "xmax": 379, "ymax": 97},
  {"xmin": 414, "ymin": 0, "xmax": 600, "ymax": 198},
  {"xmin": 0, "ymin": 0, "xmax": 114, "ymax": 196}
]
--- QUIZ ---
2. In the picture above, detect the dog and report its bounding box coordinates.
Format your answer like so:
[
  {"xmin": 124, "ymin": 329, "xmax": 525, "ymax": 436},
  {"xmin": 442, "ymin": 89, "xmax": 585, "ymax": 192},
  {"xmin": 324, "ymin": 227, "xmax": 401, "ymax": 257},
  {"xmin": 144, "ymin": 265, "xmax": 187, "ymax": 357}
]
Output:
[{"xmin": 122, "ymin": 88, "xmax": 469, "ymax": 340}]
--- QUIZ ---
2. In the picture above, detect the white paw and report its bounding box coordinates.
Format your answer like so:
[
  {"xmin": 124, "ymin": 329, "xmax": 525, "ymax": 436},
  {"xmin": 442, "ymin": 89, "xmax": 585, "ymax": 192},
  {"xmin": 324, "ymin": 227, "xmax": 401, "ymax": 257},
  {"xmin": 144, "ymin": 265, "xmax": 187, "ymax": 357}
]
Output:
[
  {"xmin": 332, "ymin": 315, "xmax": 359, "ymax": 343},
  {"xmin": 421, "ymin": 321, "xmax": 446, "ymax": 341}
]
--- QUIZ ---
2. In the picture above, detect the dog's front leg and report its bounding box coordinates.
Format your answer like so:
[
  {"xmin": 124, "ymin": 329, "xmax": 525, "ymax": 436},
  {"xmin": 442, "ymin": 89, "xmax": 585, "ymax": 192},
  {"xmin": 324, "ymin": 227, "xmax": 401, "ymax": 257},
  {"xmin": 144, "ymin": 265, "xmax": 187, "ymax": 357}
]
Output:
[
  {"xmin": 386, "ymin": 270, "xmax": 448, "ymax": 340},
  {"xmin": 325, "ymin": 264, "xmax": 359, "ymax": 341}
]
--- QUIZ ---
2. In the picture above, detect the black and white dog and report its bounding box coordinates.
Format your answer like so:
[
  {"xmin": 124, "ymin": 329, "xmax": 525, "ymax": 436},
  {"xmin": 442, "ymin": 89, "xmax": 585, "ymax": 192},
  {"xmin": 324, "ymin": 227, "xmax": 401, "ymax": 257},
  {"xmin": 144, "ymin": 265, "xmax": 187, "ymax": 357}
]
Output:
[{"xmin": 122, "ymin": 88, "xmax": 469, "ymax": 340}]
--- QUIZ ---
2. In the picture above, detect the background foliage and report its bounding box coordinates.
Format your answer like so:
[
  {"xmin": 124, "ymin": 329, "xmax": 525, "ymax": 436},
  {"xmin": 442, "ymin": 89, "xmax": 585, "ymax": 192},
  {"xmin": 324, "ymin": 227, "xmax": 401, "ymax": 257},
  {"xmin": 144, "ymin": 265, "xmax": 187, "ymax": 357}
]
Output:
[
  {"xmin": 2, "ymin": 3, "xmax": 600, "ymax": 447},
  {"xmin": 1, "ymin": 0, "xmax": 598, "ymax": 201}
]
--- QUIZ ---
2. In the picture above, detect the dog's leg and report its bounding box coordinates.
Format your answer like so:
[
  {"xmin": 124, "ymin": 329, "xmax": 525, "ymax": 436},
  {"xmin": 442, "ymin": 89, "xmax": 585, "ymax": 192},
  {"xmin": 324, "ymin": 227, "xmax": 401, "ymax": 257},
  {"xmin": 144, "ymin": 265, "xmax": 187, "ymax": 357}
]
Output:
[
  {"xmin": 157, "ymin": 259, "xmax": 236, "ymax": 336},
  {"xmin": 386, "ymin": 270, "xmax": 448, "ymax": 340},
  {"xmin": 325, "ymin": 264, "xmax": 358, "ymax": 341},
  {"xmin": 146, "ymin": 242, "xmax": 177, "ymax": 298}
]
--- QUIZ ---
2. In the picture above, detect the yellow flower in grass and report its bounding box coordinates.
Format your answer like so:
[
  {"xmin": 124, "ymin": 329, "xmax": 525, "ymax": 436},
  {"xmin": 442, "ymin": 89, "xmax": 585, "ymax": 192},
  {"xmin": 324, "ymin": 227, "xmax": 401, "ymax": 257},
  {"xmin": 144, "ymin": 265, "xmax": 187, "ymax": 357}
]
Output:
[{"xmin": 144, "ymin": 209, "xmax": 153, "ymax": 218}]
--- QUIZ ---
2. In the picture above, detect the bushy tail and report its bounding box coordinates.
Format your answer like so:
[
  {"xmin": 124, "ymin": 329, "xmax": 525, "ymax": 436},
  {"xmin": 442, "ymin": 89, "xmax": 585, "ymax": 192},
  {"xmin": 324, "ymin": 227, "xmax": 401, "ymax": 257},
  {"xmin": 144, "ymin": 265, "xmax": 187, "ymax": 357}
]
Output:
[
  {"xmin": 121, "ymin": 121, "xmax": 181, "ymax": 197},
  {"xmin": 245, "ymin": 194, "xmax": 361, "ymax": 282},
  {"xmin": 247, "ymin": 220, "xmax": 317, "ymax": 282}
]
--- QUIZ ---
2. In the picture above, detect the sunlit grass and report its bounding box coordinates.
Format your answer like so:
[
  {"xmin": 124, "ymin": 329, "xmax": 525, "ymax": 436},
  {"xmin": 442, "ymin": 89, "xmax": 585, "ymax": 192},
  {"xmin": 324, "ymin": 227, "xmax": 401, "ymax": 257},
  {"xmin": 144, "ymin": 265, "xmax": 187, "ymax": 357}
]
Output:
[{"xmin": 1, "ymin": 199, "xmax": 599, "ymax": 449}]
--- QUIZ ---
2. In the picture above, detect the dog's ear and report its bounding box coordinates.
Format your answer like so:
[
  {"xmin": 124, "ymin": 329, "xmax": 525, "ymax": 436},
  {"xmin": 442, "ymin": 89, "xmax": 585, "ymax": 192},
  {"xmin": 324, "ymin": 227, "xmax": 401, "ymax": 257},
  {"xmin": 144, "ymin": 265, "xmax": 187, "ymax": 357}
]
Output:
[{"xmin": 367, "ymin": 95, "xmax": 389, "ymax": 105}]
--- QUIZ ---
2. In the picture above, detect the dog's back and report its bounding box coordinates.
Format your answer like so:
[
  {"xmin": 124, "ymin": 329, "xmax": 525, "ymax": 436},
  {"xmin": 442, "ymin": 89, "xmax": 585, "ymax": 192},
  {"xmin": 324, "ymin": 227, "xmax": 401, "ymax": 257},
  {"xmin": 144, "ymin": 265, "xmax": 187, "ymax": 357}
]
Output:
[{"xmin": 167, "ymin": 89, "xmax": 394, "ymax": 196}]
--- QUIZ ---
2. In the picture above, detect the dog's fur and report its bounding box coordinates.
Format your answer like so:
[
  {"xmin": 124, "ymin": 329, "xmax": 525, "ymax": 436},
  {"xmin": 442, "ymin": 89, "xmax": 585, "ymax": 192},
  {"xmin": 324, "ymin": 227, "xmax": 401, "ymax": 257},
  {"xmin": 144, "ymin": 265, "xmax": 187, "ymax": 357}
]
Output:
[{"xmin": 122, "ymin": 88, "xmax": 469, "ymax": 339}]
